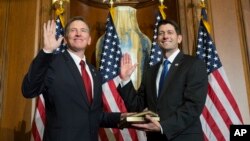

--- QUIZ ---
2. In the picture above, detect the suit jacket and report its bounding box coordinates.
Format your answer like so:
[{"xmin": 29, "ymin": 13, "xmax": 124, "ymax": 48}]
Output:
[
  {"xmin": 22, "ymin": 50, "xmax": 120, "ymax": 141},
  {"xmin": 118, "ymin": 52, "xmax": 208, "ymax": 141}
]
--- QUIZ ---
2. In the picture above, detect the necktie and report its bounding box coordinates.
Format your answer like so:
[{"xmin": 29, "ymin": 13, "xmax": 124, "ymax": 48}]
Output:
[
  {"xmin": 80, "ymin": 60, "xmax": 92, "ymax": 104},
  {"xmin": 158, "ymin": 60, "xmax": 170, "ymax": 96}
]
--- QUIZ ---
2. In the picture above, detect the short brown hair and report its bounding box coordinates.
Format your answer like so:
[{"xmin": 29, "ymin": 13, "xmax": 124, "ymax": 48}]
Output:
[
  {"xmin": 64, "ymin": 16, "xmax": 90, "ymax": 36},
  {"xmin": 157, "ymin": 20, "xmax": 181, "ymax": 35}
]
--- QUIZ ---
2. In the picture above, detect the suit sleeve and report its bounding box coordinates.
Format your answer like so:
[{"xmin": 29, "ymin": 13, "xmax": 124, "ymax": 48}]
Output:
[
  {"xmin": 161, "ymin": 59, "xmax": 208, "ymax": 139},
  {"xmin": 22, "ymin": 50, "xmax": 53, "ymax": 98},
  {"xmin": 99, "ymin": 112, "xmax": 121, "ymax": 128},
  {"xmin": 118, "ymin": 79, "xmax": 146, "ymax": 112}
]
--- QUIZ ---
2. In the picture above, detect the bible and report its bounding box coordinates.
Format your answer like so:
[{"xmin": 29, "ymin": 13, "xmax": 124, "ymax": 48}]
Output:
[{"xmin": 119, "ymin": 110, "xmax": 160, "ymax": 129}]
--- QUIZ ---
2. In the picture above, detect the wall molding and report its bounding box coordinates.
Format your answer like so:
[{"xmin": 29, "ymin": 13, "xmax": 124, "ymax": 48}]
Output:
[{"xmin": 235, "ymin": 0, "xmax": 250, "ymax": 113}]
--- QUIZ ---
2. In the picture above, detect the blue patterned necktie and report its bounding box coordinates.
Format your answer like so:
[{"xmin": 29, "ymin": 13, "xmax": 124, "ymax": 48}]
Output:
[{"xmin": 158, "ymin": 60, "xmax": 170, "ymax": 96}]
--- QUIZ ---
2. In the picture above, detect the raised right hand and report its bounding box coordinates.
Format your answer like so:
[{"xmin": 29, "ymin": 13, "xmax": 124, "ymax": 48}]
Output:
[
  {"xmin": 43, "ymin": 20, "xmax": 64, "ymax": 53},
  {"xmin": 120, "ymin": 53, "xmax": 137, "ymax": 81}
]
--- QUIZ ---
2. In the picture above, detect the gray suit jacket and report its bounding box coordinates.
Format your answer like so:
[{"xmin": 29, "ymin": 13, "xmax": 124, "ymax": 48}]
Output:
[
  {"xmin": 118, "ymin": 52, "xmax": 208, "ymax": 141},
  {"xmin": 22, "ymin": 50, "xmax": 120, "ymax": 141}
]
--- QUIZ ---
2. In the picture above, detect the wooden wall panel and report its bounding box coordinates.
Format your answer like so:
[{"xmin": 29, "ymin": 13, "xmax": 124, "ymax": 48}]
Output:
[
  {"xmin": 178, "ymin": 0, "xmax": 193, "ymax": 55},
  {"xmin": 0, "ymin": 0, "xmax": 9, "ymax": 120},
  {"xmin": 0, "ymin": 0, "xmax": 39, "ymax": 140},
  {"xmin": 178, "ymin": 0, "xmax": 210, "ymax": 55},
  {"xmin": 237, "ymin": 0, "xmax": 250, "ymax": 111},
  {"xmin": 0, "ymin": 0, "xmax": 249, "ymax": 140}
]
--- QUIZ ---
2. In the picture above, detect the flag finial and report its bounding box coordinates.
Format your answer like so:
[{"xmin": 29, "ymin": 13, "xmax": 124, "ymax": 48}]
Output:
[
  {"xmin": 200, "ymin": 0, "xmax": 206, "ymax": 8},
  {"xmin": 52, "ymin": 0, "xmax": 70, "ymax": 9},
  {"xmin": 109, "ymin": 0, "xmax": 114, "ymax": 8},
  {"xmin": 159, "ymin": 0, "xmax": 164, "ymax": 5},
  {"xmin": 53, "ymin": 0, "xmax": 69, "ymax": 28}
]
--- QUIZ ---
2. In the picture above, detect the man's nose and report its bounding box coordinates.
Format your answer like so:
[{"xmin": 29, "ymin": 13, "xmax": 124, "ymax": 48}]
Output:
[
  {"xmin": 163, "ymin": 34, "xmax": 169, "ymax": 39},
  {"xmin": 76, "ymin": 30, "xmax": 81, "ymax": 36}
]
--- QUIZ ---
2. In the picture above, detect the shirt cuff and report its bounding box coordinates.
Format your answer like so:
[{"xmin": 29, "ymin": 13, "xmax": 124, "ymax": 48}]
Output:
[
  {"xmin": 42, "ymin": 48, "xmax": 54, "ymax": 54},
  {"xmin": 120, "ymin": 79, "xmax": 131, "ymax": 87},
  {"xmin": 160, "ymin": 124, "xmax": 164, "ymax": 134}
]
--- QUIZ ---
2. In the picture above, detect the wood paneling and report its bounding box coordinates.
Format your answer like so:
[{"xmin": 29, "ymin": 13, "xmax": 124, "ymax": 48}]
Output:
[
  {"xmin": 0, "ymin": 0, "xmax": 249, "ymax": 140},
  {"xmin": 178, "ymin": 0, "xmax": 206, "ymax": 55},
  {"xmin": 0, "ymin": 0, "xmax": 9, "ymax": 120},
  {"xmin": 236, "ymin": 0, "xmax": 250, "ymax": 115},
  {"xmin": 0, "ymin": 0, "xmax": 39, "ymax": 140},
  {"xmin": 79, "ymin": 0, "xmax": 159, "ymax": 8}
]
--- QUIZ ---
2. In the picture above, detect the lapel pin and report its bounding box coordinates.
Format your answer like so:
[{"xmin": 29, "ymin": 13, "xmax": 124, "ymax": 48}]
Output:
[
  {"xmin": 91, "ymin": 69, "xmax": 96, "ymax": 76},
  {"xmin": 175, "ymin": 63, "xmax": 179, "ymax": 66}
]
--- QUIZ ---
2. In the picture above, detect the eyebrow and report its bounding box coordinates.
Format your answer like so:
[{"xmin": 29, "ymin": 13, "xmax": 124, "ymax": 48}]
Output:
[
  {"xmin": 70, "ymin": 27, "xmax": 89, "ymax": 31},
  {"xmin": 159, "ymin": 30, "xmax": 175, "ymax": 33}
]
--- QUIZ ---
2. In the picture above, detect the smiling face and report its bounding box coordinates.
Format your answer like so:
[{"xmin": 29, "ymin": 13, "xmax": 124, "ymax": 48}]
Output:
[
  {"xmin": 65, "ymin": 20, "xmax": 91, "ymax": 52},
  {"xmin": 157, "ymin": 22, "xmax": 182, "ymax": 55}
]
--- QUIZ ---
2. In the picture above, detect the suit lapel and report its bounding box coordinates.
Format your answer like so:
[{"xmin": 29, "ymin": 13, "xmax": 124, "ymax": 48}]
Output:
[
  {"xmin": 158, "ymin": 52, "xmax": 184, "ymax": 99},
  {"xmin": 63, "ymin": 51, "xmax": 91, "ymax": 107},
  {"xmin": 150, "ymin": 63, "xmax": 161, "ymax": 102}
]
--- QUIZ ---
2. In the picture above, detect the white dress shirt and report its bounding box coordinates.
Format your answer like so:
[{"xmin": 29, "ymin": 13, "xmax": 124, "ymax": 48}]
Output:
[{"xmin": 68, "ymin": 50, "xmax": 94, "ymax": 97}]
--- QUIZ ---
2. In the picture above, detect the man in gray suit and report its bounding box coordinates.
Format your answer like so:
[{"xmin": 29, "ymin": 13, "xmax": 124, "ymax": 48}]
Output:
[
  {"xmin": 118, "ymin": 20, "xmax": 208, "ymax": 141},
  {"xmin": 22, "ymin": 16, "xmax": 124, "ymax": 141}
]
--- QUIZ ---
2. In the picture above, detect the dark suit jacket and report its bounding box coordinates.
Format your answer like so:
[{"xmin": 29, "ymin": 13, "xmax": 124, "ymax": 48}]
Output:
[
  {"xmin": 118, "ymin": 52, "xmax": 208, "ymax": 141},
  {"xmin": 22, "ymin": 50, "xmax": 120, "ymax": 141}
]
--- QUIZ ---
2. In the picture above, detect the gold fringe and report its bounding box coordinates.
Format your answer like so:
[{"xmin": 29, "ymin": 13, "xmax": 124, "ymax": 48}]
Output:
[
  {"xmin": 55, "ymin": 7, "xmax": 65, "ymax": 27},
  {"xmin": 159, "ymin": 4, "xmax": 167, "ymax": 20},
  {"xmin": 199, "ymin": 1, "xmax": 211, "ymax": 33}
]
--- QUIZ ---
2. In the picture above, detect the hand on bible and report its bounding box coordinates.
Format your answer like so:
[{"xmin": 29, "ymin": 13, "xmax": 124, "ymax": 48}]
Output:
[{"xmin": 131, "ymin": 115, "xmax": 161, "ymax": 132}]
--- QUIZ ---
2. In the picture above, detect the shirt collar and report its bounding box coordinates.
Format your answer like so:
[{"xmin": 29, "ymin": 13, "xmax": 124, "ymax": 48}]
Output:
[
  {"xmin": 163, "ymin": 49, "xmax": 180, "ymax": 64},
  {"xmin": 67, "ymin": 49, "xmax": 87, "ymax": 65}
]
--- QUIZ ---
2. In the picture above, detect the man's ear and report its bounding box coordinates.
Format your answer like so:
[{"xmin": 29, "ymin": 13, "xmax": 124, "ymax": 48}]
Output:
[
  {"xmin": 177, "ymin": 35, "xmax": 182, "ymax": 44},
  {"xmin": 63, "ymin": 37, "xmax": 67, "ymax": 44},
  {"xmin": 88, "ymin": 37, "xmax": 92, "ymax": 45}
]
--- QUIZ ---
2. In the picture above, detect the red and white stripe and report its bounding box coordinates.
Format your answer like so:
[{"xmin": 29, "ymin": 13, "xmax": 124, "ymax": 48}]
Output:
[
  {"xmin": 201, "ymin": 67, "xmax": 243, "ymax": 141},
  {"xmin": 31, "ymin": 95, "xmax": 45, "ymax": 141},
  {"xmin": 100, "ymin": 76, "xmax": 146, "ymax": 141}
]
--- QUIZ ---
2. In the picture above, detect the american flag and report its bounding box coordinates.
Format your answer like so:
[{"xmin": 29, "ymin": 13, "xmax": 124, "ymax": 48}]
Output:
[
  {"xmin": 149, "ymin": 11, "xmax": 163, "ymax": 66},
  {"xmin": 98, "ymin": 12, "xmax": 145, "ymax": 141},
  {"xmin": 196, "ymin": 7, "xmax": 243, "ymax": 141},
  {"xmin": 54, "ymin": 17, "xmax": 67, "ymax": 53},
  {"xmin": 31, "ymin": 95, "xmax": 45, "ymax": 141},
  {"xmin": 31, "ymin": 16, "xmax": 65, "ymax": 141}
]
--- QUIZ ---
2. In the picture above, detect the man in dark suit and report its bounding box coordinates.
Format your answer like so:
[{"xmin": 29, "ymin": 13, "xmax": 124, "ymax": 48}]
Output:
[
  {"xmin": 22, "ymin": 16, "xmax": 123, "ymax": 141},
  {"xmin": 118, "ymin": 20, "xmax": 208, "ymax": 141}
]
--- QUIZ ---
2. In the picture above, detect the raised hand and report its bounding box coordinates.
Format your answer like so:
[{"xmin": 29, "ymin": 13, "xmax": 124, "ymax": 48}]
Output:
[
  {"xmin": 120, "ymin": 53, "xmax": 137, "ymax": 81},
  {"xmin": 43, "ymin": 20, "xmax": 64, "ymax": 53}
]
